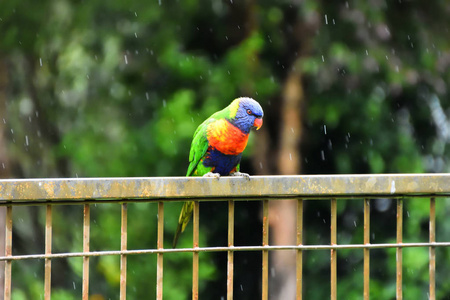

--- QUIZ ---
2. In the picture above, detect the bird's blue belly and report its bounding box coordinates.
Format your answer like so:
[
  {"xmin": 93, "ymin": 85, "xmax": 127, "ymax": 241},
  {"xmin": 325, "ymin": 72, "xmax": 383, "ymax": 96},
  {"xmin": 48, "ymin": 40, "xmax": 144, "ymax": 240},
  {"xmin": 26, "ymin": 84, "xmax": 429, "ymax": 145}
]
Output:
[{"xmin": 202, "ymin": 149, "xmax": 242, "ymax": 176}]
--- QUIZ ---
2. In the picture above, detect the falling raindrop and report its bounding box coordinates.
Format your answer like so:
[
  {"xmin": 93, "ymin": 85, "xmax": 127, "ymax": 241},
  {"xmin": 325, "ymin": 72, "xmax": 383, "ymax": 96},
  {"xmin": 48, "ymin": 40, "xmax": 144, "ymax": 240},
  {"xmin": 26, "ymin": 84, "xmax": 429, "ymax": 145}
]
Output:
[
  {"xmin": 145, "ymin": 92, "xmax": 149, "ymax": 100},
  {"xmin": 259, "ymin": 162, "xmax": 263, "ymax": 169},
  {"xmin": 25, "ymin": 135, "xmax": 29, "ymax": 146},
  {"xmin": 73, "ymin": 282, "xmax": 76, "ymax": 290},
  {"xmin": 240, "ymin": 284, "xmax": 243, "ymax": 291},
  {"xmin": 39, "ymin": 58, "xmax": 43, "ymax": 67},
  {"xmin": 323, "ymin": 125, "xmax": 327, "ymax": 135},
  {"xmin": 321, "ymin": 150, "xmax": 325, "ymax": 161},
  {"xmin": 124, "ymin": 55, "xmax": 128, "ymax": 64},
  {"xmin": 324, "ymin": 14, "xmax": 328, "ymax": 25}
]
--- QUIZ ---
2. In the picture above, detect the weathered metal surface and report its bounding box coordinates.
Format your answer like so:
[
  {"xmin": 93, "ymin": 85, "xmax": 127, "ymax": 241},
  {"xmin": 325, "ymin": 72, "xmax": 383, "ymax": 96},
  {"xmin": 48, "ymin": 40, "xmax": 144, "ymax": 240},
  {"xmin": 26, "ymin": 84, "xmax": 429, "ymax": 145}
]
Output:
[
  {"xmin": 330, "ymin": 199, "xmax": 337, "ymax": 300},
  {"xmin": 227, "ymin": 200, "xmax": 234, "ymax": 300},
  {"xmin": 44, "ymin": 205, "xmax": 52, "ymax": 300},
  {"xmin": 429, "ymin": 198, "xmax": 436, "ymax": 300},
  {"xmin": 363, "ymin": 199, "xmax": 370, "ymax": 300},
  {"xmin": 192, "ymin": 201, "xmax": 199, "ymax": 300},
  {"xmin": 1, "ymin": 174, "xmax": 450, "ymax": 203},
  {"xmin": 262, "ymin": 199, "xmax": 269, "ymax": 300},
  {"xmin": 4, "ymin": 205, "xmax": 12, "ymax": 300},
  {"xmin": 296, "ymin": 199, "xmax": 303, "ymax": 300},
  {"xmin": 0, "ymin": 241, "xmax": 448, "ymax": 261},
  {"xmin": 82, "ymin": 204, "xmax": 90, "ymax": 300},
  {"xmin": 156, "ymin": 202, "xmax": 164, "ymax": 300},
  {"xmin": 396, "ymin": 199, "xmax": 403, "ymax": 300},
  {"xmin": 120, "ymin": 204, "xmax": 127, "ymax": 300}
]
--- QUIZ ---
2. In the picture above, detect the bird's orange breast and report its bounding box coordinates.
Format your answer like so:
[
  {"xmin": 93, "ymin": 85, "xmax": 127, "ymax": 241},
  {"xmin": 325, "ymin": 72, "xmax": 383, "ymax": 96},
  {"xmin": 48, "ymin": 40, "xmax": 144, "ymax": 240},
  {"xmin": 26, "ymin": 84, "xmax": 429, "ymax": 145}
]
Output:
[{"xmin": 207, "ymin": 119, "xmax": 249, "ymax": 155}]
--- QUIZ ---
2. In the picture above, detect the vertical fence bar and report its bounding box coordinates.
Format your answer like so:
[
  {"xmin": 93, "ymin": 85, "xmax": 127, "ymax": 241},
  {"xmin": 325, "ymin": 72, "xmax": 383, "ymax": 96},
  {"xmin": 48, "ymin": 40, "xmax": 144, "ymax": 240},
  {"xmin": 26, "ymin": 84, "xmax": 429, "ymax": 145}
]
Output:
[
  {"xmin": 82, "ymin": 204, "xmax": 90, "ymax": 300},
  {"xmin": 4, "ymin": 205, "xmax": 12, "ymax": 300},
  {"xmin": 296, "ymin": 199, "xmax": 303, "ymax": 300},
  {"xmin": 157, "ymin": 201, "xmax": 164, "ymax": 300},
  {"xmin": 262, "ymin": 199, "xmax": 269, "ymax": 300},
  {"xmin": 429, "ymin": 197, "xmax": 436, "ymax": 300},
  {"xmin": 396, "ymin": 199, "xmax": 403, "ymax": 300},
  {"xmin": 192, "ymin": 201, "xmax": 199, "ymax": 300},
  {"xmin": 227, "ymin": 200, "xmax": 234, "ymax": 300},
  {"xmin": 363, "ymin": 199, "xmax": 370, "ymax": 300},
  {"xmin": 120, "ymin": 203, "xmax": 127, "ymax": 300},
  {"xmin": 330, "ymin": 198, "xmax": 337, "ymax": 300},
  {"xmin": 44, "ymin": 205, "xmax": 52, "ymax": 300}
]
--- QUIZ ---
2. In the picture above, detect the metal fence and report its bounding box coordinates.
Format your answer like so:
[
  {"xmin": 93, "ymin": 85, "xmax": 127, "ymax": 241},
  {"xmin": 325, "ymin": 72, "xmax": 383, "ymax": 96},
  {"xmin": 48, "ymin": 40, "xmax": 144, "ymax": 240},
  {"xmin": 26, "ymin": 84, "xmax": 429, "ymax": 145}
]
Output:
[{"xmin": 0, "ymin": 174, "xmax": 449, "ymax": 300}]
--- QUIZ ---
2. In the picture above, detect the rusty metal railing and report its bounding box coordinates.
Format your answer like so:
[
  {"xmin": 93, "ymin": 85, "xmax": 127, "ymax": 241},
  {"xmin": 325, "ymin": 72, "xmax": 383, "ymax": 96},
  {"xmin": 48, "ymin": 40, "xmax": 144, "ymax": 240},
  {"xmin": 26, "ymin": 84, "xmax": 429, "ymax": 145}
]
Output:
[{"xmin": 0, "ymin": 174, "xmax": 449, "ymax": 299}]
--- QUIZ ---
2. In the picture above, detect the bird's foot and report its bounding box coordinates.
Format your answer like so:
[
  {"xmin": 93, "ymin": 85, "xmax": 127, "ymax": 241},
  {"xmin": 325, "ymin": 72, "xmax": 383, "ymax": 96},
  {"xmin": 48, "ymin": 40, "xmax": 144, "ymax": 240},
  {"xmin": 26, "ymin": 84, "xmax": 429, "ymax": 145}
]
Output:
[
  {"xmin": 231, "ymin": 172, "xmax": 250, "ymax": 181},
  {"xmin": 203, "ymin": 172, "xmax": 221, "ymax": 180}
]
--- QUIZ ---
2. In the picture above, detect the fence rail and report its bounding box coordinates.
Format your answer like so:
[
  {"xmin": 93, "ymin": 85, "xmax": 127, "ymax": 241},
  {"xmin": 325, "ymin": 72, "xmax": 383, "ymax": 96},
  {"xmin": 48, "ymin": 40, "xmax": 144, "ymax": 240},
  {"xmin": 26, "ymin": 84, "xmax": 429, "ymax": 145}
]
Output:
[{"xmin": 1, "ymin": 174, "xmax": 449, "ymax": 299}]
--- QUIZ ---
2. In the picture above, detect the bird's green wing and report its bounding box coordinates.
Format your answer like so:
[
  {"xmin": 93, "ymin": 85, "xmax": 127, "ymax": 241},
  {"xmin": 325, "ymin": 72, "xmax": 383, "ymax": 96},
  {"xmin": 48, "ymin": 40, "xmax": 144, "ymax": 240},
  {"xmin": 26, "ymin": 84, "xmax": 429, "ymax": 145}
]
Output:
[{"xmin": 186, "ymin": 117, "xmax": 215, "ymax": 176}]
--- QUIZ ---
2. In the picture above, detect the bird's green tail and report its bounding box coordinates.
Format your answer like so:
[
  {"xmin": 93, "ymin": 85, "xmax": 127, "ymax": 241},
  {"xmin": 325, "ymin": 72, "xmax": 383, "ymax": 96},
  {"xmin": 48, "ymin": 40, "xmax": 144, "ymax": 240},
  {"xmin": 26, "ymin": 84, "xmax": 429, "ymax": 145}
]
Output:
[{"xmin": 172, "ymin": 201, "xmax": 194, "ymax": 248}]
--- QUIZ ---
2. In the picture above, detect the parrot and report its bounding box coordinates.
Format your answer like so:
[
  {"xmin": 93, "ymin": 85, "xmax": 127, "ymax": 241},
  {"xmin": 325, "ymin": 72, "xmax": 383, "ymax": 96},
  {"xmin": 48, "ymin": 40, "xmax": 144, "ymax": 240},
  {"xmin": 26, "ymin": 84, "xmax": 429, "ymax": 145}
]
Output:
[{"xmin": 172, "ymin": 97, "xmax": 264, "ymax": 248}]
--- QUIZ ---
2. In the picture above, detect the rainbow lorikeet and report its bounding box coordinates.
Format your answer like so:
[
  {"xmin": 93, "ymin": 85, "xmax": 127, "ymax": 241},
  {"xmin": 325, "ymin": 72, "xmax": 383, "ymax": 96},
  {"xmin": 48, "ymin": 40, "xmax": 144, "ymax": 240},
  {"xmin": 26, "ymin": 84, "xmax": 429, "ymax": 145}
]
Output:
[{"xmin": 172, "ymin": 97, "xmax": 264, "ymax": 248}]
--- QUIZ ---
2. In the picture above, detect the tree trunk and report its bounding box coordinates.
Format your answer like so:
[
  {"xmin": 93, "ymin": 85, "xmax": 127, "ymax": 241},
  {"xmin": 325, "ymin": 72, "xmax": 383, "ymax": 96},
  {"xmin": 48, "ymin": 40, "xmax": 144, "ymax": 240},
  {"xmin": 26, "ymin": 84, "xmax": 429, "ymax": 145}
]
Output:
[{"xmin": 269, "ymin": 71, "xmax": 304, "ymax": 299}]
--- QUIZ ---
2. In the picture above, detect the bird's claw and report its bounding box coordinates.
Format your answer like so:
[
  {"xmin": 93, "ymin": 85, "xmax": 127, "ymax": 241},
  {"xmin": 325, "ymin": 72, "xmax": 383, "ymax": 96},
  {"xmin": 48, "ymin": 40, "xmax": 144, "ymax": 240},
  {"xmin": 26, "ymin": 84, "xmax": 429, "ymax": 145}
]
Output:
[
  {"xmin": 203, "ymin": 172, "xmax": 221, "ymax": 180},
  {"xmin": 231, "ymin": 172, "xmax": 250, "ymax": 181}
]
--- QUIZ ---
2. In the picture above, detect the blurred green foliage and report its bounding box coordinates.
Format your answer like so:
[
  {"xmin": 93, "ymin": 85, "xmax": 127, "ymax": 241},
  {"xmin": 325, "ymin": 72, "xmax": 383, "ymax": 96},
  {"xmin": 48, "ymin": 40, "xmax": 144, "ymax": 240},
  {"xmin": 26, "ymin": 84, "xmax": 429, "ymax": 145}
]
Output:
[{"xmin": 1, "ymin": 0, "xmax": 450, "ymax": 299}]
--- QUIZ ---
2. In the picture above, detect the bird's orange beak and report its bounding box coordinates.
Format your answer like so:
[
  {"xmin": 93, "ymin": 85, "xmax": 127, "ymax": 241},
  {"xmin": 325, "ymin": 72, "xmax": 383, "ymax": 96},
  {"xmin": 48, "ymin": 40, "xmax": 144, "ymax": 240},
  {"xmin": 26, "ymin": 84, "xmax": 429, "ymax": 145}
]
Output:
[{"xmin": 254, "ymin": 117, "xmax": 263, "ymax": 130}]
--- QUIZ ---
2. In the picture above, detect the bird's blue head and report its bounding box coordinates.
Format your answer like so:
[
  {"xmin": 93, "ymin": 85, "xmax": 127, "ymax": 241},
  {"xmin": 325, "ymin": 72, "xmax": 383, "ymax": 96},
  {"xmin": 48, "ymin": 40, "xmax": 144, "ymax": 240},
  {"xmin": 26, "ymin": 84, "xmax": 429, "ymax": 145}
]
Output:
[{"xmin": 228, "ymin": 97, "xmax": 264, "ymax": 134}]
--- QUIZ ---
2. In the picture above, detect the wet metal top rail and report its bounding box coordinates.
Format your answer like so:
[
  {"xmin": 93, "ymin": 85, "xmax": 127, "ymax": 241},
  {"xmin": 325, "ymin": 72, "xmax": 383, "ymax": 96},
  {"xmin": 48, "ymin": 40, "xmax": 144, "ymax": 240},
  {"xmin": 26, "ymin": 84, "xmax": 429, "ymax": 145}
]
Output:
[
  {"xmin": 0, "ymin": 174, "xmax": 449, "ymax": 203},
  {"xmin": 0, "ymin": 174, "xmax": 449, "ymax": 300}
]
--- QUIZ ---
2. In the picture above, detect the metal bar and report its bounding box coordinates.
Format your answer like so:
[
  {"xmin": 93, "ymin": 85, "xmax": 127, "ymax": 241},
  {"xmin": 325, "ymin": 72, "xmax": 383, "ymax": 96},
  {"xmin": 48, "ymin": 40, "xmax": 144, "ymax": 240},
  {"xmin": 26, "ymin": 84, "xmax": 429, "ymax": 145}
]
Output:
[
  {"xmin": 156, "ymin": 201, "xmax": 164, "ymax": 300},
  {"xmin": 330, "ymin": 198, "xmax": 337, "ymax": 300},
  {"xmin": 82, "ymin": 204, "xmax": 90, "ymax": 300},
  {"xmin": 396, "ymin": 199, "xmax": 403, "ymax": 300},
  {"xmin": 120, "ymin": 203, "xmax": 127, "ymax": 300},
  {"xmin": 192, "ymin": 201, "xmax": 199, "ymax": 300},
  {"xmin": 44, "ymin": 205, "xmax": 52, "ymax": 300},
  {"xmin": 363, "ymin": 199, "xmax": 370, "ymax": 300},
  {"xmin": 262, "ymin": 199, "xmax": 269, "ymax": 300},
  {"xmin": 429, "ymin": 197, "xmax": 435, "ymax": 300},
  {"xmin": 227, "ymin": 200, "xmax": 234, "ymax": 300},
  {"xmin": 0, "ymin": 241, "xmax": 448, "ymax": 261},
  {"xmin": 296, "ymin": 199, "xmax": 303, "ymax": 300},
  {"xmin": 2, "ymin": 174, "xmax": 450, "ymax": 202},
  {"xmin": 4, "ymin": 205, "xmax": 12, "ymax": 300}
]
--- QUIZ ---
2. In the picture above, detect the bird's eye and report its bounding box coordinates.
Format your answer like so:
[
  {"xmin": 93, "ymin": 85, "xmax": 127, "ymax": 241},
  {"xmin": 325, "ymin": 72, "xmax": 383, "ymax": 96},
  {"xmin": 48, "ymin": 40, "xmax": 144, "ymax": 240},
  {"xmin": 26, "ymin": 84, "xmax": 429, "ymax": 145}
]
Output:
[{"xmin": 246, "ymin": 109, "xmax": 252, "ymax": 115}]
